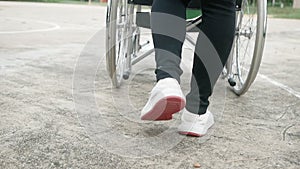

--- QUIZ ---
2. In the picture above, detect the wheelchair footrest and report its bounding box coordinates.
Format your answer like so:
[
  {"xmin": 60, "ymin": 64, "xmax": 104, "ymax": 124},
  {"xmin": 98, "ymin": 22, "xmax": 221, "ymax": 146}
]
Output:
[{"xmin": 128, "ymin": 0, "xmax": 153, "ymax": 6}]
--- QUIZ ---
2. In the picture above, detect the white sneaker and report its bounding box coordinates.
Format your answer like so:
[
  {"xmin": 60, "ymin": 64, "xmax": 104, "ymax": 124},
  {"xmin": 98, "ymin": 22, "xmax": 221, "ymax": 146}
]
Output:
[
  {"xmin": 141, "ymin": 78, "xmax": 186, "ymax": 121},
  {"xmin": 178, "ymin": 109, "xmax": 214, "ymax": 137}
]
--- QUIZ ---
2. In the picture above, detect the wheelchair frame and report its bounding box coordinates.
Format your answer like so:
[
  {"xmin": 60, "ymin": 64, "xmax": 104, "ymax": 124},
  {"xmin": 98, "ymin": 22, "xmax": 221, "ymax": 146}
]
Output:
[{"xmin": 106, "ymin": 0, "xmax": 267, "ymax": 95}]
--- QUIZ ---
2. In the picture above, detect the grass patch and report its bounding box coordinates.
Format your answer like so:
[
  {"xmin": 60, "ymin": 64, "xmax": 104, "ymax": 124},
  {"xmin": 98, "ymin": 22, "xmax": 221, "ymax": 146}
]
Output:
[
  {"xmin": 186, "ymin": 6, "xmax": 300, "ymax": 20},
  {"xmin": 1, "ymin": 0, "xmax": 106, "ymax": 5},
  {"xmin": 268, "ymin": 6, "xmax": 300, "ymax": 19},
  {"xmin": 2, "ymin": 0, "xmax": 74, "ymax": 3}
]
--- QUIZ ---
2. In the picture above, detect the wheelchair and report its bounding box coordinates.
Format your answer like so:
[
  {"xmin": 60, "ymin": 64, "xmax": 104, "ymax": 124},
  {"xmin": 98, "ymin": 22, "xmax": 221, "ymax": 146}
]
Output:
[{"xmin": 106, "ymin": 0, "xmax": 267, "ymax": 95}]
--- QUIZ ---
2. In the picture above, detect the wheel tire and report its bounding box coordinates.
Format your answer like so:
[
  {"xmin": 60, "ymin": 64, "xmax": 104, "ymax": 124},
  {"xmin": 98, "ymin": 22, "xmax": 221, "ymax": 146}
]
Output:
[
  {"xmin": 106, "ymin": 0, "xmax": 129, "ymax": 88},
  {"xmin": 231, "ymin": 0, "xmax": 267, "ymax": 95}
]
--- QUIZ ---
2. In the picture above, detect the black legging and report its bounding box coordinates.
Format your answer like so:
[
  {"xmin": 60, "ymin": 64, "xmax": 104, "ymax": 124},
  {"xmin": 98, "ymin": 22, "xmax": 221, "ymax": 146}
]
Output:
[{"xmin": 151, "ymin": 0, "xmax": 236, "ymax": 115}]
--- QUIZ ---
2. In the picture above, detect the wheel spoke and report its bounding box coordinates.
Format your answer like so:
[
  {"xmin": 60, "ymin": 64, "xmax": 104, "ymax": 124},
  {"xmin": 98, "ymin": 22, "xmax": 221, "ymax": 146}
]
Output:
[{"xmin": 231, "ymin": 0, "xmax": 264, "ymax": 94}]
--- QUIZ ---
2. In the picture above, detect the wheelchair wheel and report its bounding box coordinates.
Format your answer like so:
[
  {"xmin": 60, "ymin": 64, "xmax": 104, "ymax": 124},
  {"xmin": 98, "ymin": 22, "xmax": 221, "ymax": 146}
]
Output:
[
  {"xmin": 106, "ymin": 0, "xmax": 130, "ymax": 87},
  {"xmin": 231, "ymin": 0, "xmax": 267, "ymax": 95}
]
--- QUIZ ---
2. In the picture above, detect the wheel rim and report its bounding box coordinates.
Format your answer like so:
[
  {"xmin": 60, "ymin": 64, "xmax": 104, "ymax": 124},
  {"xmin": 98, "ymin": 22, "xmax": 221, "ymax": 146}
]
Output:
[
  {"xmin": 232, "ymin": 0, "xmax": 258, "ymax": 93},
  {"xmin": 106, "ymin": 0, "xmax": 129, "ymax": 87},
  {"xmin": 114, "ymin": 0, "xmax": 128, "ymax": 86}
]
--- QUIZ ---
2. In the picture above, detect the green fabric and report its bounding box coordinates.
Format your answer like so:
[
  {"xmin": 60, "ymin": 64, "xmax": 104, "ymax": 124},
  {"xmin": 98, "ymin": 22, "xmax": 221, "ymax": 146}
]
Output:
[{"xmin": 186, "ymin": 9, "xmax": 201, "ymax": 19}]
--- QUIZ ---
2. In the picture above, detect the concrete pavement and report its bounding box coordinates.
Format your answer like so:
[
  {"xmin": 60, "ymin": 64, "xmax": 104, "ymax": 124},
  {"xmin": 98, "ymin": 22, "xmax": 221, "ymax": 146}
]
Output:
[{"xmin": 0, "ymin": 2, "xmax": 299, "ymax": 168}]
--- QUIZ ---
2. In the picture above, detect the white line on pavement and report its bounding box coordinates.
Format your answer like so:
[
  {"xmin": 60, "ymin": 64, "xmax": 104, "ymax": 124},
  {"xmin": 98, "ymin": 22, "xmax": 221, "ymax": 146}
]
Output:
[
  {"xmin": 0, "ymin": 17, "xmax": 61, "ymax": 34},
  {"xmin": 258, "ymin": 73, "xmax": 300, "ymax": 99}
]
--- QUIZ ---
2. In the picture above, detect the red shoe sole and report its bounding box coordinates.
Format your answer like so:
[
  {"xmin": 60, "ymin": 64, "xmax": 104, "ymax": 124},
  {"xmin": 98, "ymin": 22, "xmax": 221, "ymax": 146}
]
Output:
[
  {"xmin": 178, "ymin": 131, "xmax": 203, "ymax": 137},
  {"xmin": 141, "ymin": 96, "xmax": 185, "ymax": 121}
]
